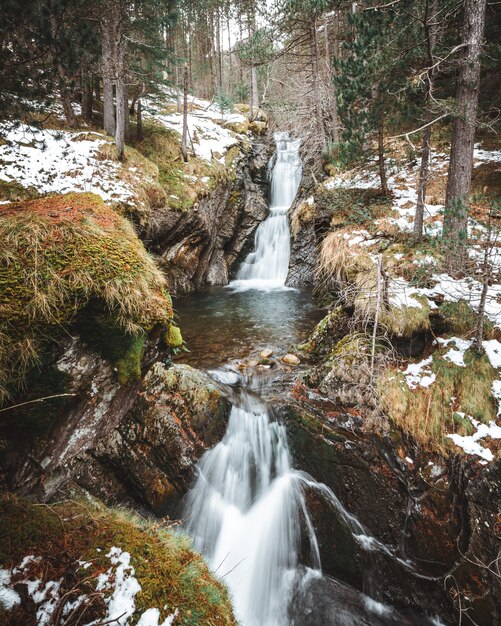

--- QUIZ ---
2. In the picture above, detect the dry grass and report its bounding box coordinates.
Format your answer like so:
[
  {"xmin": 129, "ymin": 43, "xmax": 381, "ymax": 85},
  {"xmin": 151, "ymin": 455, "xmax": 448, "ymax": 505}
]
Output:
[
  {"xmin": 316, "ymin": 233, "xmax": 431, "ymax": 337},
  {"xmin": 0, "ymin": 193, "xmax": 173, "ymax": 402},
  {"xmin": 379, "ymin": 345, "xmax": 498, "ymax": 451}
]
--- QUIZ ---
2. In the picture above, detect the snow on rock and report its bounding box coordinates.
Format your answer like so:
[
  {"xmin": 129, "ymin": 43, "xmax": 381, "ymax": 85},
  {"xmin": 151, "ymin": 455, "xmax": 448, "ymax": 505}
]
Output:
[
  {"xmin": 448, "ymin": 417, "xmax": 501, "ymax": 462},
  {"xmin": 436, "ymin": 337, "xmax": 472, "ymax": 367},
  {"xmin": 389, "ymin": 278, "xmax": 426, "ymax": 309},
  {"xmin": 0, "ymin": 569, "xmax": 21, "ymax": 610},
  {"xmin": 137, "ymin": 608, "xmax": 179, "ymax": 626},
  {"xmin": 483, "ymin": 340, "xmax": 501, "ymax": 369},
  {"xmin": 1, "ymin": 549, "xmax": 179, "ymax": 625},
  {"xmin": 0, "ymin": 124, "xmax": 135, "ymax": 203},
  {"xmin": 403, "ymin": 356, "xmax": 436, "ymax": 389},
  {"xmin": 95, "ymin": 547, "xmax": 141, "ymax": 626}
]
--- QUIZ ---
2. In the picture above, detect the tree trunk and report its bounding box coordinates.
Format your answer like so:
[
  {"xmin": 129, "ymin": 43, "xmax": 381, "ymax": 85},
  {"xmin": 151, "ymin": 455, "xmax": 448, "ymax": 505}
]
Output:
[
  {"xmin": 81, "ymin": 67, "xmax": 93, "ymax": 123},
  {"xmin": 414, "ymin": 125, "xmax": 431, "ymax": 240},
  {"xmin": 136, "ymin": 98, "xmax": 143, "ymax": 141},
  {"xmin": 331, "ymin": 11, "xmax": 340, "ymax": 145},
  {"xmin": 115, "ymin": 77, "xmax": 126, "ymax": 160},
  {"xmin": 181, "ymin": 64, "xmax": 189, "ymax": 163},
  {"xmin": 311, "ymin": 21, "xmax": 326, "ymax": 149},
  {"xmin": 414, "ymin": 0, "xmax": 438, "ymax": 241},
  {"xmin": 251, "ymin": 66, "xmax": 259, "ymax": 112},
  {"xmin": 102, "ymin": 20, "xmax": 116, "ymax": 135},
  {"xmin": 442, "ymin": 0, "xmax": 487, "ymax": 271},
  {"xmin": 61, "ymin": 89, "xmax": 78, "ymax": 128},
  {"xmin": 378, "ymin": 115, "xmax": 388, "ymax": 195}
]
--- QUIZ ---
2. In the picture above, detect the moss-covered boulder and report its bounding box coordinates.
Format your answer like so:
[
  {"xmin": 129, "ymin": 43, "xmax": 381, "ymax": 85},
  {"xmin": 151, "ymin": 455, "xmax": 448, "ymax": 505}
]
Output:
[
  {"xmin": 0, "ymin": 495, "xmax": 236, "ymax": 626},
  {"xmin": 0, "ymin": 192, "xmax": 173, "ymax": 401},
  {"xmin": 379, "ymin": 344, "xmax": 499, "ymax": 451}
]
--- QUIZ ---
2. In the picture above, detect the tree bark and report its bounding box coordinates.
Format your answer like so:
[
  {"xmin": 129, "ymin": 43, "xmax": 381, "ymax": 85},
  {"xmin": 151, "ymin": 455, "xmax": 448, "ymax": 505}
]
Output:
[
  {"xmin": 414, "ymin": 0, "xmax": 438, "ymax": 241},
  {"xmin": 115, "ymin": 77, "xmax": 126, "ymax": 160},
  {"xmin": 378, "ymin": 115, "xmax": 388, "ymax": 195},
  {"xmin": 311, "ymin": 21, "xmax": 326, "ymax": 149},
  {"xmin": 181, "ymin": 64, "xmax": 189, "ymax": 163},
  {"xmin": 61, "ymin": 89, "xmax": 79, "ymax": 128},
  {"xmin": 101, "ymin": 20, "xmax": 116, "ymax": 136},
  {"xmin": 442, "ymin": 0, "xmax": 487, "ymax": 271},
  {"xmin": 81, "ymin": 67, "xmax": 93, "ymax": 123},
  {"xmin": 136, "ymin": 98, "xmax": 143, "ymax": 141}
]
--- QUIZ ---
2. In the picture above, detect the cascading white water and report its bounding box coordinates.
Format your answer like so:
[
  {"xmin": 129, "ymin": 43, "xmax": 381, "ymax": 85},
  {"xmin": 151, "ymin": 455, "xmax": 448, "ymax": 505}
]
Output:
[
  {"xmin": 184, "ymin": 378, "xmax": 321, "ymax": 626},
  {"xmin": 230, "ymin": 132, "xmax": 302, "ymax": 290}
]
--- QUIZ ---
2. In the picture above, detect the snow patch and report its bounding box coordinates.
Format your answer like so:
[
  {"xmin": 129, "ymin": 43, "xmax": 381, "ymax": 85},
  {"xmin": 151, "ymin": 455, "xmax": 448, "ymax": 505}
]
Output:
[
  {"xmin": 448, "ymin": 417, "xmax": 501, "ymax": 461},
  {"xmin": 0, "ymin": 124, "xmax": 135, "ymax": 203},
  {"xmin": 403, "ymin": 356, "xmax": 436, "ymax": 389}
]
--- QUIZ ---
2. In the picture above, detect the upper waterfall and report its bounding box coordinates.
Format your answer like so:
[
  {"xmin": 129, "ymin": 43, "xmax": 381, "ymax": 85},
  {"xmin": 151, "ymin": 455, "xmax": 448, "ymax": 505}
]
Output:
[{"xmin": 230, "ymin": 132, "xmax": 302, "ymax": 290}]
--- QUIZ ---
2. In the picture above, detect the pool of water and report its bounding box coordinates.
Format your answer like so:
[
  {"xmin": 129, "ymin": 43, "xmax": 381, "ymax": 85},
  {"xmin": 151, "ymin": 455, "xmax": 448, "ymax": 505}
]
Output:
[{"xmin": 173, "ymin": 286, "xmax": 324, "ymax": 369}]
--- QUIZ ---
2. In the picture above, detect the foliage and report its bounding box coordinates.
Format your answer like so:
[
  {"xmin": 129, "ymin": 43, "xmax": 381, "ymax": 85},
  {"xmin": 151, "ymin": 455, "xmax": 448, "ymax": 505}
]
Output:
[{"xmin": 379, "ymin": 345, "xmax": 498, "ymax": 451}]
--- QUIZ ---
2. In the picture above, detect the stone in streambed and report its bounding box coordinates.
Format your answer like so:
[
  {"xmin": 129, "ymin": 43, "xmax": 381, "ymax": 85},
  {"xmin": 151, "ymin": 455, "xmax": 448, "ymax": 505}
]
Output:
[
  {"xmin": 282, "ymin": 353, "xmax": 301, "ymax": 366},
  {"xmin": 260, "ymin": 348, "xmax": 274, "ymax": 359}
]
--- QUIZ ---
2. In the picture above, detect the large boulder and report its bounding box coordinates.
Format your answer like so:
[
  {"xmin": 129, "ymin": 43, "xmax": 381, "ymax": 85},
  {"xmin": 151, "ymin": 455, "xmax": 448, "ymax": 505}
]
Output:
[{"xmin": 74, "ymin": 363, "xmax": 231, "ymax": 512}]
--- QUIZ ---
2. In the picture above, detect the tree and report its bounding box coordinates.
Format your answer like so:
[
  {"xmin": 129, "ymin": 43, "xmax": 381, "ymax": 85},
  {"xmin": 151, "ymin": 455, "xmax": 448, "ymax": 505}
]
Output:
[
  {"xmin": 414, "ymin": 0, "xmax": 439, "ymax": 241},
  {"xmin": 442, "ymin": 0, "xmax": 488, "ymax": 272}
]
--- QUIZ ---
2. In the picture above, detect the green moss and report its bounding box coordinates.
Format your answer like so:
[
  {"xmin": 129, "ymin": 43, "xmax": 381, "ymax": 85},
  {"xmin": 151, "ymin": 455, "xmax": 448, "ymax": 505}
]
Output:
[
  {"xmin": 378, "ymin": 343, "xmax": 498, "ymax": 451},
  {"xmin": 0, "ymin": 495, "xmax": 236, "ymax": 625},
  {"xmin": 380, "ymin": 295, "xmax": 431, "ymax": 338},
  {"xmin": 0, "ymin": 179, "xmax": 40, "ymax": 202},
  {"xmin": 439, "ymin": 299, "xmax": 494, "ymax": 339},
  {"xmin": 297, "ymin": 307, "xmax": 348, "ymax": 358},
  {"xmin": 167, "ymin": 324, "xmax": 183, "ymax": 348},
  {"xmin": 0, "ymin": 193, "xmax": 173, "ymax": 401}
]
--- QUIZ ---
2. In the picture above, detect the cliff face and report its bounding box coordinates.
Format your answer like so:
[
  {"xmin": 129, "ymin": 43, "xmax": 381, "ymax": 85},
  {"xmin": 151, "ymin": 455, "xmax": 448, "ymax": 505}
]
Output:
[{"xmin": 147, "ymin": 140, "xmax": 270, "ymax": 294}]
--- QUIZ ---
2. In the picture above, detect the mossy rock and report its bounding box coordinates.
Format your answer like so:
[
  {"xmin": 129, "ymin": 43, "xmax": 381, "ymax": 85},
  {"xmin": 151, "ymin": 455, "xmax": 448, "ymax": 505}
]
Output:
[
  {"xmin": 378, "ymin": 343, "xmax": 498, "ymax": 451},
  {"xmin": 166, "ymin": 324, "xmax": 184, "ymax": 348},
  {"xmin": 0, "ymin": 495, "xmax": 236, "ymax": 625},
  {"xmin": 0, "ymin": 192, "xmax": 173, "ymax": 401},
  {"xmin": 438, "ymin": 299, "xmax": 495, "ymax": 339},
  {"xmin": 297, "ymin": 307, "xmax": 349, "ymax": 358}
]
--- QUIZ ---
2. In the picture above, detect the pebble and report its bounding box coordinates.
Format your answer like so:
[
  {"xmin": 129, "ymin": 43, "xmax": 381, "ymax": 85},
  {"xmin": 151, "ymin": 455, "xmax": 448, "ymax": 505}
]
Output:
[{"xmin": 260, "ymin": 348, "xmax": 273, "ymax": 359}]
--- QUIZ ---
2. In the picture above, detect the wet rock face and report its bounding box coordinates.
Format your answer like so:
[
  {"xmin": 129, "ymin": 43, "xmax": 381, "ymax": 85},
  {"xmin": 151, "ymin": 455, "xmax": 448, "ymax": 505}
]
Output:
[
  {"xmin": 147, "ymin": 141, "xmax": 270, "ymax": 294},
  {"xmin": 279, "ymin": 399, "xmax": 501, "ymax": 625},
  {"xmin": 286, "ymin": 195, "xmax": 332, "ymax": 287},
  {"xmin": 74, "ymin": 363, "xmax": 231, "ymax": 512},
  {"xmin": 6, "ymin": 337, "xmax": 230, "ymax": 511},
  {"xmin": 289, "ymin": 574, "xmax": 439, "ymax": 626}
]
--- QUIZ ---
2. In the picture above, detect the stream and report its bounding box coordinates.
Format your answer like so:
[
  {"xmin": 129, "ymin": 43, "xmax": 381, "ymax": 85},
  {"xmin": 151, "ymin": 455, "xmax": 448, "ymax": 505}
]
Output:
[{"xmin": 176, "ymin": 134, "xmax": 444, "ymax": 626}]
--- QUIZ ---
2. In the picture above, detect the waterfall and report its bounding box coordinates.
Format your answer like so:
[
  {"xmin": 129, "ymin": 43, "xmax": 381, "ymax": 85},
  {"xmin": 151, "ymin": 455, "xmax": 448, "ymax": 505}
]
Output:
[
  {"xmin": 230, "ymin": 132, "xmax": 302, "ymax": 291},
  {"xmin": 184, "ymin": 378, "xmax": 321, "ymax": 626}
]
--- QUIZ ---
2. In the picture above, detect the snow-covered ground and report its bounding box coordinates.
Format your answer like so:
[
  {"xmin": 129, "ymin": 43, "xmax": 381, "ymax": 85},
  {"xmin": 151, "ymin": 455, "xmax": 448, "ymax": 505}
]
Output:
[
  {"xmin": 322, "ymin": 145, "xmax": 501, "ymax": 462},
  {"xmin": 0, "ymin": 94, "xmax": 250, "ymax": 205},
  {"xmin": 145, "ymin": 94, "xmax": 249, "ymax": 163},
  {"xmin": 0, "ymin": 548, "xmax": 178, "ymax": 626},
  {"xmin": 0, "ymin": 125, "xmax": 136, "ymax": 203}
]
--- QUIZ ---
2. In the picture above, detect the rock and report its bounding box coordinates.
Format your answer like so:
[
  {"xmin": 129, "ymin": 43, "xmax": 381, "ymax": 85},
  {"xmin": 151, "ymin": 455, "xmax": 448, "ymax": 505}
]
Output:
[
  {"xmin": 290, "ymin": 574, "xmax": 436, "ymax": 626},
  {"xmin": 260, "ymin": 348, "xmax": 273, "ymax": 359},
  {"xmin": 73, "ymin": 363, "xmax": 231, "ymax": 512},
  {"xmin": 145, "ymin": 140, "xmax": 271, "ymax": 295},
  {"xmin": 282, "ymin": 353, "xmax": 301, "ymax": 365},
  {"xmin": 258, "ymin": 358, "xmax": 274, "ymax": 366}
]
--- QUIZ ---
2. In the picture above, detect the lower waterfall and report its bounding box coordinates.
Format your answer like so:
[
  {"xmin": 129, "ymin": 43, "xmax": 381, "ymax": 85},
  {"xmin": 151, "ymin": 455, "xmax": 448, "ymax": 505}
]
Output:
[{"xmin": 184, "ymin": 377, "xmax": 321, "ymax": 626}]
